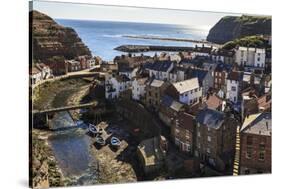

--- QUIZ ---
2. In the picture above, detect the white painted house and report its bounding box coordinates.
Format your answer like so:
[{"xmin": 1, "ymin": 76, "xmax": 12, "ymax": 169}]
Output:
[
  {"xmin": 168, "ymin": 78, "xmax": 202, "ymax": 105},
  {"xmin": 226, "ymin": 71, "xmax": 243, "ymax": 103},
  {"xmin": 146, "ymin": 60, "xmax": 174, "ymax": 81},
  {"xmin": 118, "ymin": 67, "xmax": 139, "ymax": 79},
  {"xmin": 105, "ymin": 74, "xmax": 132, "ymax": 100},
  {"xmin": 30, "ymin": 67, "xmax": 42, "ymax": 85},
  {"xmin": 132, "ymin": 77, "xmax": 148, "ymax": 101},
  {"xmin": 235, "ymin": 47, "xmax": 266, "ymax": 69},
  {"xmin": 30, "ymin": 63, "xmax": 52, "ymax": 85}
]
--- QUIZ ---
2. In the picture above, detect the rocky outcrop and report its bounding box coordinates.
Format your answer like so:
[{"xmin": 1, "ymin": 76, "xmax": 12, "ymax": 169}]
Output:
[
  {"xmin": 30, "ymin": 10, "xmax": 91, "ymax": 63},
  {"xmin": 31, "ymin": 132, "xmax": 64, "ymax": 188},
  {"xmin": 207, "ymin": 15, "xmax": 271, "ymax": 44}
]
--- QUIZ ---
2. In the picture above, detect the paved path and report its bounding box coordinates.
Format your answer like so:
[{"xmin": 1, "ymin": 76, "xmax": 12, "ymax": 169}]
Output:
[{"xmin": 31, "ymin": 69, "xmax": 100, "ymax": 89}]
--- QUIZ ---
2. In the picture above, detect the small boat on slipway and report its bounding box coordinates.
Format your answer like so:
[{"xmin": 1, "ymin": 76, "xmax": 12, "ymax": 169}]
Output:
[
  {"xmin": 88, "ymin": 123, "xmax": 98, "ymax": 134},
  {"xmin": 110, "ymin": 137, "xmax": 121, "ymax": 147}
]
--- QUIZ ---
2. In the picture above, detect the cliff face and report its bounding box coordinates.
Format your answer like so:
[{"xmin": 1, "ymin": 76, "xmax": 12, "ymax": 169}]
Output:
[
  {"xmin": 30, "ymin": 10, "xmax": 91, "ymax": 63},
  {"xmin": 207, "ymin": 15, "xmax": 271, "ymax": 44}
]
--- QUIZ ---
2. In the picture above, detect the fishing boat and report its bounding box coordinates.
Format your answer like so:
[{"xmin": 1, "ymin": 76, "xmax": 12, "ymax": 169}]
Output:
[
  {"xmin": 95, "ymin": 136, "xmax": 106, "ymax": 146},
  {"xmin": 110, "ymin": 137, "xmax": 121, "ymax": 147},
  {"xmin": 88, "ymin": 123, "xmax": 98, "ymax": 134}
]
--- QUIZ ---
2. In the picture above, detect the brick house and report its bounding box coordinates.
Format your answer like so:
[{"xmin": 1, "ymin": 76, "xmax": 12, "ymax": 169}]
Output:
[
  {"xmin": 145, "ymin": 79, "xmax": 169, "ymax": 111},
  {"xmin": 213, "ymin": 62, "xmax": 232, "ymax": 94},
  {"xmin": 195, "ymin": 108, "xmax": 238, "ymax": 171},
  {"xmin": 66, "ymin": 59, "xmax": 81, "ymax": 72},
  {"xmin": 158, "ymin": 95, "xmax": 185, "ymax": 128},
  {"xmin": 171, "ymin": 112, "xmax": 195, "ymax": 155},
  {"xmin": 240, "ymin": 112, "xmax": 271, "ymax": 174}
]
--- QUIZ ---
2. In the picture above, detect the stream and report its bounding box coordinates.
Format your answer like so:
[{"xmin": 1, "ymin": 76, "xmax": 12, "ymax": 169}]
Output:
[{"xmin": 48, "ymin": 111, "xmax": 99, "ymax": 186}]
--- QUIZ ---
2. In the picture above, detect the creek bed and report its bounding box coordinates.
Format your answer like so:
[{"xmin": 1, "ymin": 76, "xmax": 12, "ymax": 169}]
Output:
[{"xmin": 48, "ymin": 127, "xmax": 99, "ymax": 186}]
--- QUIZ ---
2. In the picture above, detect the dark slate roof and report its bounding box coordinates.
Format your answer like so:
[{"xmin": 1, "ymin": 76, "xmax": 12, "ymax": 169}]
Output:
[
  {"xmin": 116, "ymin": 74, "xmax": 130, "ymax": 82},
  {"xmin": 211, "ymin": 49, "xmax": 235, "ymax": 57},
  {"xmin": 241, "ymin": 112, "xmax": 271, "ymax": 136},
  {"xmin": 194, "ymin": 47, "xmax": 212, "ymax": 54},
  {"xmin": 161, "ymin": 95, "xmax": 184, "ymax": 112},
  {"xmin": 119, "ymin": 67, "xmax": 134, "ymax": 73},
  {"xmin": 215, "ymin": 62, "xmax": 233, "ymax": 72},
  {"xmin": 146, "ymin": 60, "xmax": 174, "ymax": 72},
  {"xmin": 196, "ymin": 108, "xmax": 225, "ymax": 129},
  {"xmin": 191, "ymin": 69, "xmax": 208, "ymax": 83}
]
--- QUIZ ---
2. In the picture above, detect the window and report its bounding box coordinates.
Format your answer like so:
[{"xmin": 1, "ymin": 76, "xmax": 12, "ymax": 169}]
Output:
[
  {"xmin": 231, "ymin": 86, "xmax": 236, "ymax": 91},
  {"xmin": 175, "ymin": 138, "xmax": 180, "ymax": 146},
  {"xmin": 259, "ymin": 151, "xmax": 265, "ymax": 161},
  {"xmin": 207, "ymin": 148, "xmax": 210, "ymax": 154},
  {"xmin": 187, "ymin": 144, "xmax": 191, "ymax": 152},
  {"xmin": 207, "ymin": 136, "xmax": 211, "ymax": 142},
  {"xmin": 197, "ymin": 132, "xmax": 201, "ymax": 137},
  {"xmin": 195, "ymin": 88, "xmax": 198, "ymax": 92},
  {"xmin": 191, "ymin": 90, "xmax": 193, "ymax": 94},
  {"xmin": 175, "ymin": 128, "xmax": 180, "ymax": 134},
  {"xmin": 259, "ymin": 143, "xmax": 265, "ymax": 161},
  {"xmin": 197, "ymin": 123, "xmax": 200, "ymax": 128},
  {"xmin": 190, "ymin": 100, "xmax": 193, "ymax": 104},
  {"xmin": 207, "ymin": 127, "xmax": 211, "ymax": 132},
  {"xmin": 257, "ymin": 57, "xmax": 260, "ymax": 61},
  {"xmin": 246, "ymin": 146, "xmax": 252, "ymax": 159},
  {"xmin": 185, "ymin": 132, "xmax": 190, "ymax": 140}
]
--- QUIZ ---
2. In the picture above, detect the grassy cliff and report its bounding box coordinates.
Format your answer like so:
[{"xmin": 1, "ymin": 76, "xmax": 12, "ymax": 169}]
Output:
[{"xmin": 207, "ymin": 15, "xmax": 271, "ymax": 44}]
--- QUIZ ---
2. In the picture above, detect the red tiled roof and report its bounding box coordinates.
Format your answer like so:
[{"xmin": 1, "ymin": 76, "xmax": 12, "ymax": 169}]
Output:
[{"xmin": 205, "ymin": 95, "xmax": 223, "ymax": 110}]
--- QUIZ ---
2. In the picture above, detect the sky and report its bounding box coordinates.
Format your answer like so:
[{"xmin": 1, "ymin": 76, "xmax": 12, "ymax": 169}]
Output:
[{"xmin": 32, "ymin": 0, "xmax": 241, "ymax": 29}]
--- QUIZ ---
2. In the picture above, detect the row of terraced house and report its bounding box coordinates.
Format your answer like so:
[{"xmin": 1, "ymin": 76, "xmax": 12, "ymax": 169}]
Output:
[{"xmin": 103, "ymin": 44, "xmax": 271, "ymax": 175}]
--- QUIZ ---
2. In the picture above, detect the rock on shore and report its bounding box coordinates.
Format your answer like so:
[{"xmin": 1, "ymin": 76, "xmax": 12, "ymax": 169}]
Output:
[{"xmin": 207, "ymin": 15, "xmax": 271, "ymax": 44}]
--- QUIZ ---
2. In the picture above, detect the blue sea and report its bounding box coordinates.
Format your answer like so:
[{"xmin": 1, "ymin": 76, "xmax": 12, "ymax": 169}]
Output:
[{"xmin": 56, "ymin": 19, "xmax": 209, "ymax": 61}]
